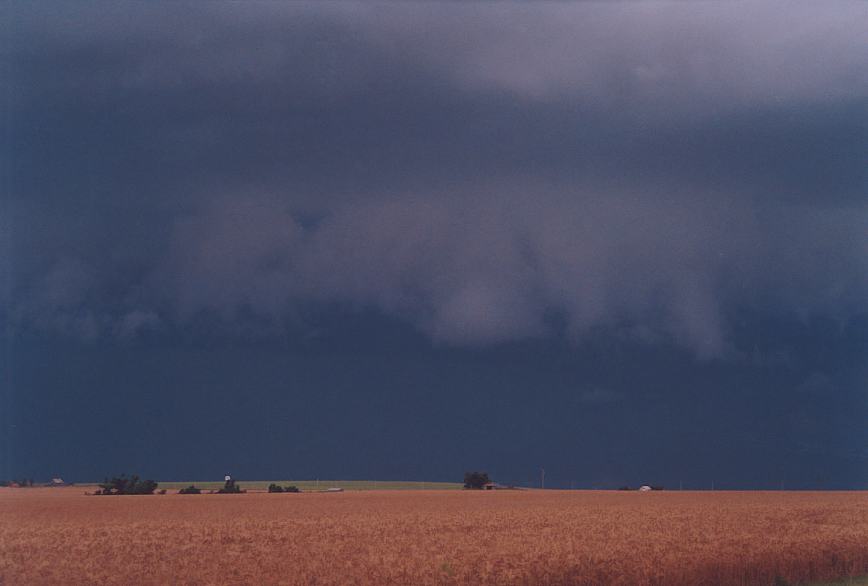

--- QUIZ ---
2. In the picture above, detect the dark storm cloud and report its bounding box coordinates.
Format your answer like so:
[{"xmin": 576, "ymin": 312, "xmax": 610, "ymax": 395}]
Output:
[{"xmin": 4, "ymin": 1, "xmax": 868, "ymax": 357}]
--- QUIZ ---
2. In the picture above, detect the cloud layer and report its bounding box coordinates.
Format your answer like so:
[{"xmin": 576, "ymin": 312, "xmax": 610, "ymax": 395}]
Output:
[{"xmin": 5, "ymin": 1, "xmax": 868, "ymax": 357}]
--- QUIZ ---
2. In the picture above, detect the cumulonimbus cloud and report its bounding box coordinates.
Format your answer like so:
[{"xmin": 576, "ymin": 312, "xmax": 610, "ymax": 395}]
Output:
[
  {"xmin": 126, "ymin": 187, "xmax": 868, "ymax": 358},
  {"xmin": 4, "ymin": 1, "xmax": 868, "ymax": 358}
]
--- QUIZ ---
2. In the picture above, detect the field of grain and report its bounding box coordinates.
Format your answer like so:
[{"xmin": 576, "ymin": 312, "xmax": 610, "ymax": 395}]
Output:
[{"xmin": 2, "ymin": 488, "xmax": 868, "ymax": 585}]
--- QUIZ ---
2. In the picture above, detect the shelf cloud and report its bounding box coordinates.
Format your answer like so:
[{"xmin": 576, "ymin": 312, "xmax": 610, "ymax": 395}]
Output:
[{"xmin": 5, "ymin": 1, "xmax": 868, "ymax": 358}]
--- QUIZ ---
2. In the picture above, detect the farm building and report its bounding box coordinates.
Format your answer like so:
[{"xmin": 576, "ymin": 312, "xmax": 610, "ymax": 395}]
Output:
[{"xmin": 483, "ymin": 483, "xmax": 514, "ymax": 490}]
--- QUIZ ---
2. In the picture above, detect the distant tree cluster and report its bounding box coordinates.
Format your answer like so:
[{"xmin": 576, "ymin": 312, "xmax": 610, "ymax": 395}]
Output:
[
  {"xmin": 463, "ymin": 471, "xmax": 491, "ymax": 490},
  {"xmin": 95, "ymin": 475, "xmax": 158, "ymax": 495},
  {"xmin": 268, "ymin": 483, "xmax": 300, "ymax": 493}
]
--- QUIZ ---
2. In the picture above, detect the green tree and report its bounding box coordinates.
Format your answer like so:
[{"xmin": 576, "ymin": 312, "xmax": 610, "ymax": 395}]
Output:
[
  {"xmin": 463, "ymin": 471, "xmax": 490, "ymax": 490},
  {"xmin": 97, "ymin": 474, "xmax": 158, "ymax": 495}
]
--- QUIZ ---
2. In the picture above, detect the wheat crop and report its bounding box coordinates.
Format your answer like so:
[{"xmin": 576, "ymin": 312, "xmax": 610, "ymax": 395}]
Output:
[{"xmin": 2, "ymin": 487, "xmax": 867, "ymax": 585}]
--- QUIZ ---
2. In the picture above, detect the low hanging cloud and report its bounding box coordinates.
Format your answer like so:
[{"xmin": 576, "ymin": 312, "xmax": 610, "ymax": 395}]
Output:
[
  {"xmin": 132, "ymin": 186, "xmax": 867, "ymax": 358},
  {"xmin": 4, "ymin": 1, "xmax": 868, "ymax": 357}
]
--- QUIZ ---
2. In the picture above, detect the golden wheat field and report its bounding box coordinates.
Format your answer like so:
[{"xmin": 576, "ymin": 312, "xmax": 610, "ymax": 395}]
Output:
[{"xmin": 2, "ymin": 487, "xmax": 868, "ymax": 585}]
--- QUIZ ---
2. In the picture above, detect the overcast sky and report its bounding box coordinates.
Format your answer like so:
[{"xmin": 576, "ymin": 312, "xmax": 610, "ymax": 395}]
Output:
[{"xmin": 3, "ymin": 2, "xmax": 867, "ymax": 487}]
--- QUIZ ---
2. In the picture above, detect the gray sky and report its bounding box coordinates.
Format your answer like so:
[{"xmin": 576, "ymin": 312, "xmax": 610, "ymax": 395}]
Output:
[{"xmin": 3, "ymin": 2, "xmax": 868, "ymax": 486}]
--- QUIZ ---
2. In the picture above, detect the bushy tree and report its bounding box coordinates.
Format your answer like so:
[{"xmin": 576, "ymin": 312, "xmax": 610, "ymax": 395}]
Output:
[
  {"xmin": 96, "ymin": 474, "xmax": 158, "ymax": 495},
  {"xmin": 268, "ymin": 484, "xmax": 300, "ymax": 493},
  {"xmin": 463, "ymin": 471, "xmax": 491, "ymax": 490}
]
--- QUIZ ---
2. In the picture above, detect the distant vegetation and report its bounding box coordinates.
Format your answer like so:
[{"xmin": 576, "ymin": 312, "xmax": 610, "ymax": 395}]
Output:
[
  {"xmin": 463, "ymin": 471, "xmax": 490, "ymax": 490},
  {"xmin": 268, "ymin": 483, "xmax": 300, "ymax": 493},
  {"xmin": 95, "ymin": 475, "xmax": 158, "ymax": 495},
  {"xmin": 178, "ymin": 485, "xmax": 202, "ymax": 495}
]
